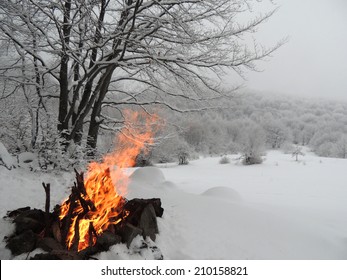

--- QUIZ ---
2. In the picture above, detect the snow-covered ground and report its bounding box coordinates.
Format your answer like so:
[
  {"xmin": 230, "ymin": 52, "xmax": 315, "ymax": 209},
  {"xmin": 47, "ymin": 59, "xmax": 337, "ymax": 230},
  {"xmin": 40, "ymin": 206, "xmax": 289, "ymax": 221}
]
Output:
[{"xmin": 1, "ymin": 150, "xmax": 347, "ymax": 259}]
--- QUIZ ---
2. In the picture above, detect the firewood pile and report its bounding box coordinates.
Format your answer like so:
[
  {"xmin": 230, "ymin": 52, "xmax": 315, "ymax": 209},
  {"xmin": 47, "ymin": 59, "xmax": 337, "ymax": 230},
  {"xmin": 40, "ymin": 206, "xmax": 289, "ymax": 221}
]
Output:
[{"xmin": 3, "ymin": 170, "xmax": 164, "ymax": 260}]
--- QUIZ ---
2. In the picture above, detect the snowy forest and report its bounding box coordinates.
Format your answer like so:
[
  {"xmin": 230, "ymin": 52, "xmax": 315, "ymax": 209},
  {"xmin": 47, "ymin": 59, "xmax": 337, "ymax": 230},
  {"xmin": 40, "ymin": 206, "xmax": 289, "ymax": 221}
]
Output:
[
  {"xmin": 147, "ymin": 92, "xmax": 347, "ymax": 164},
  {"xmin": 1, "ymin": 0, "xmax": 347, "ymax": 261},
  {"xmin": 0, "ymin": 0, "xmax": 284, "ymax": 170},
  {"xmin": 2, "ymin": 85, "xmax": 347, "ymax": 170}
]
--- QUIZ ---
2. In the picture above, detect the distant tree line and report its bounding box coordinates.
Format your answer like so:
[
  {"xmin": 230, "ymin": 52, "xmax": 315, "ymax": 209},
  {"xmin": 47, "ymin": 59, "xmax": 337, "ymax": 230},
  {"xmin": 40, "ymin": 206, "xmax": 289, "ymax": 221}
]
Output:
[{"xmin": 148, "ymin": 92, "xmax": 347, "ymax": 164}]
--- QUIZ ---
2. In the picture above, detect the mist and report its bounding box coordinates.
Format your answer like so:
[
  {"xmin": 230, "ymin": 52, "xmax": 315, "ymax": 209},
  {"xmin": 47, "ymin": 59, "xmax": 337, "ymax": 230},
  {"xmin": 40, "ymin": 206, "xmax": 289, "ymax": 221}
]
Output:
[{"xmin": 243, "ymin": 0, "xmax": 347, "ymax": 101}]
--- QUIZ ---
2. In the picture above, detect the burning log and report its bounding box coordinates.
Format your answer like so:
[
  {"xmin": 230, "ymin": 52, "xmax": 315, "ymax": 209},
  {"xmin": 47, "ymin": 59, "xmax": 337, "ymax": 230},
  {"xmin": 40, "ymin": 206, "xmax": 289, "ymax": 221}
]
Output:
[
  {"xmin": 58, "ymin": 169, "xmax": 128, "ymax": 251},
  {"xmin": 73, "ymin": 169, "xmax": 97, "ymax": 213},
  {"xmin": 59, "ymin": 190, "xmax": 77, "ymax": 249}
]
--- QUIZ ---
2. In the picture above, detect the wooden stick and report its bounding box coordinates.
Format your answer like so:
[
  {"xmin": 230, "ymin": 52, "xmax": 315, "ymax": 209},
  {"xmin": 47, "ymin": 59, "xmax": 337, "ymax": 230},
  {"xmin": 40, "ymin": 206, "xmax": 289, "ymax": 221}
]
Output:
[
  {"xmin": 42, "ymin": 182, "xmax": 50, "ymax": 237},
  {"xmin": 71, "ymin": 216, "xmax": 80, "ymax": 252},
  {"xmin": 74, "ymin": 169, "xmax": 86, "ymax": 195},
  {"xmin": 61, "ymin": 194, "xmax": 77, "ymax": 248},
  {"xmin": 88, "ymin": 222, "xmax": 97, "ymax": 247},
  {"xmin": 74, "ymin": 170, "xmax": 97, "ymax": 212}
]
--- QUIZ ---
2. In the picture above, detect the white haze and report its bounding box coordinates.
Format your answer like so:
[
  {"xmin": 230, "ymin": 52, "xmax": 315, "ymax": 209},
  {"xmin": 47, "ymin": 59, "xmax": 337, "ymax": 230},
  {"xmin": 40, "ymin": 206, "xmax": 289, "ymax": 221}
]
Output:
[{"xmin": 241, "ymin": 0, "xmax": 347, "ymax": 101}]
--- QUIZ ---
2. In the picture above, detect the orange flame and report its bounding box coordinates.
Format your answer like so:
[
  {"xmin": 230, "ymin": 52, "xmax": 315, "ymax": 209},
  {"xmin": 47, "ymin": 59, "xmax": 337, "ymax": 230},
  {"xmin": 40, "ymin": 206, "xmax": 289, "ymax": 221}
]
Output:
[{"xmin": 59, "ymin": 110, "xmax": 161, "ymax": 251}]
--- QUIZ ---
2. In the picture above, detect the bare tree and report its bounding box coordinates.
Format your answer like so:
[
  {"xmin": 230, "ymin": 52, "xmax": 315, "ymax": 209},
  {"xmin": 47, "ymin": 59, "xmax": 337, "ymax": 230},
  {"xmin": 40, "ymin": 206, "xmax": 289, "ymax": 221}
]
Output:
[
  {"xmin": 292, "ymin": 145, "xmax": 304, "ymax": 162},
  {"xmin": 0, "ymin": 0, "xmax": 282, "ymax": 155}
]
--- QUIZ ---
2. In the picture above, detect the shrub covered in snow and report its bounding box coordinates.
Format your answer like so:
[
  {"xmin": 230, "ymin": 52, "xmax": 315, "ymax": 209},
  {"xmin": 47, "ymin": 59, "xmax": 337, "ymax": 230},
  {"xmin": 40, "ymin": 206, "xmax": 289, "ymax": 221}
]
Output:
[
  {"xmin": 152, "ymin": 135, "xmax": 191, "ymax": 165},
  {"xmin": 281, "ymin": 142, "xmax": 295, "ymax": 154},
  {"xmin": 36, "ymin": 134, "xmax": 90, "ymax": 171},
  {"xmin": 219, "ymin": 155, "xmax": 230, "ymax": 164},
  {"xmin": 177, "ymin": 144, "xmax": 190, "ymax": 165},
  {"xmin": 241, "ymin": 153, "xmax": 263, "ymax": 165},
  {"xmin": 239, "ymin": 122, "xmax": 266, "ymax": 165}
]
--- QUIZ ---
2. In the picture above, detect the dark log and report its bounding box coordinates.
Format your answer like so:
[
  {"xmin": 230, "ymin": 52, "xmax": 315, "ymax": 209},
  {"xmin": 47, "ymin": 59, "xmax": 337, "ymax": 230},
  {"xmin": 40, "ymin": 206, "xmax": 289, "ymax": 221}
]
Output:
[
  {"xmin": 6, "ymin": 230, "xmax": 37, "ymax": 256},
  {"xmin": 120, "ymin": 223, "xmax": 143, "ymax": 248},
  {"xmin": 13, "ymin": 209, "xmax": 45, "ymax": 234},
  {"xmin": 42, "ymin": 183, "xmax": 50, "ymax": 216},
  {"xmin": 96, "ymin": 231, "xmax": 121, "ymax": 250},
  {"xmin": 148, "ymin": 199, "xmax": 164, "ymax": 217},
  {"xmin": 5, "ymin": 207, "xmax": 31, "ymax": 219},
  {"xmin": 78, "ymin": 246, "xmax": 100, "ymax": 260},
  {"xmin": 139, "ymin": 204, "xmax": 158, "ymax": 241},
  {"xmin": 42, "ymin": 183, "xmax": 50, "ymax": 237},
  {"xmin": 74, "ymin": 169, "xmax": 86, "ymax": 195},
  {"xmin": 30, "ymin": 253, "xmax": 60, "ymax": 260},
  {"xmin": 51, "ymin": 249, "xmax": 82, "ymax": 260},
  {"xmin": 52, "ymin": 221, "xmax": 62, "ymax": 243},
  {"xmin": 88, "ymin": 222, "xmax": 97, "ymax": 248},
  {"xmin": 37, "ymin": 237, "xmax": 64, "ymax": 252},
  {"xmin": 14, "ymin": 217, "xmax": 43, "ymax": 235},
  {"xmin": 31, "ymin": 250, "xmax": 82, "ymax": 260},
  {"xmin": 124, "ymin": 198, "xmax": 164, "ymax": 219}
]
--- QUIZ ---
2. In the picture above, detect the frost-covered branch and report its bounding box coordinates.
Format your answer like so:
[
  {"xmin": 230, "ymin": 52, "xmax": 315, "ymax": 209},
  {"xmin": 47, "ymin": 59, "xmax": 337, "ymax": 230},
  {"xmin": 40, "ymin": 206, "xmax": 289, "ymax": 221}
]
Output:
[{"xmin": 0, "ymin": 0, "xmax": 282, "ymax": 154}]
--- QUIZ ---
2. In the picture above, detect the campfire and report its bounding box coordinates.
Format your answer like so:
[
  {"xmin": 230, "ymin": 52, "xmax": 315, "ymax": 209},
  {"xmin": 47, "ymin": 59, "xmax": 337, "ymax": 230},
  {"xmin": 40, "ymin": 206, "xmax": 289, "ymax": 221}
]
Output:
[{"xmin": 4, "ymin": 111, "xmax": 164, "ymax": 260}]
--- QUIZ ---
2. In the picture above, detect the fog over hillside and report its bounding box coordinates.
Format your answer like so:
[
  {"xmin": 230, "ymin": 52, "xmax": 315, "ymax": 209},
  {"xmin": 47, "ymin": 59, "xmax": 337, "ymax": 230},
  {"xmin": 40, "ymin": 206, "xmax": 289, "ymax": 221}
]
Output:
[{"xmin": 144, "ymin": 91, "xmax": 347, "ymax": 164}]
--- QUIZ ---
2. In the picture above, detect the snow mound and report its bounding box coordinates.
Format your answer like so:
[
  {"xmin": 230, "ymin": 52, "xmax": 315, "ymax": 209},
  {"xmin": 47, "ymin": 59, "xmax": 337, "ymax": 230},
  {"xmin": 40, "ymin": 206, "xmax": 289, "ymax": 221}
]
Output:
[
  {"xmin": 18, "ymin": 152, "xmax": 38, "ymax": 170},
  {"xmin": 160, "ymin": 180, "xmax": 178, "ymax": 189},
  {"xmin": 129, "ymin": 167, "xmax": 166, "ymax": 186},
  {"xmin": 18, "ymin": 152, "xmax": 36, "ymax": 164},
  {"xmin": 201, "ymin": 186, "xmax": 242, "ymax": 201}
]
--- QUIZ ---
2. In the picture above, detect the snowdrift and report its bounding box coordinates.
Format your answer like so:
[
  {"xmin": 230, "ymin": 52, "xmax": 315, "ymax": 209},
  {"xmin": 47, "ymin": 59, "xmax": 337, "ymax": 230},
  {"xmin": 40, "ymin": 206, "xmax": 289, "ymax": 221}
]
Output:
[{"xmin": 1, "ymin": 151, "xmax": 347, "ymax": 259}]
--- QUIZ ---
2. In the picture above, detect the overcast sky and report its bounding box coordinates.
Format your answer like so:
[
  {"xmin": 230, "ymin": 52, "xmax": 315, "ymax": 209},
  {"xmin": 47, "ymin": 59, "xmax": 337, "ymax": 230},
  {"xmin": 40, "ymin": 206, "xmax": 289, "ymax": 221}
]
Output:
[{"xmin": 241, "ymin": 0, "xmax": 347, "ymax": 101}]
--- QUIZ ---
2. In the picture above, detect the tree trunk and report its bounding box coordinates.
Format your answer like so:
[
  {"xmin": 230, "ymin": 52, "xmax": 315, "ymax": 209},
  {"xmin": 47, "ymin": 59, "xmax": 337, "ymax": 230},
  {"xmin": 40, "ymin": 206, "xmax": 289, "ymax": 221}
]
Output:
[
  {"xmin": 58, "ymin": 0, "xmax": 72, "ymax": 143},
  {"xmin": 86, "ymin": 69, "xmax": 114, "ymax": 153}
]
